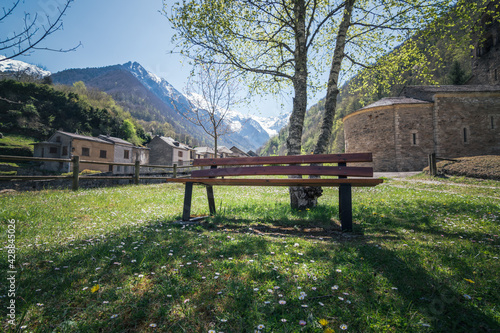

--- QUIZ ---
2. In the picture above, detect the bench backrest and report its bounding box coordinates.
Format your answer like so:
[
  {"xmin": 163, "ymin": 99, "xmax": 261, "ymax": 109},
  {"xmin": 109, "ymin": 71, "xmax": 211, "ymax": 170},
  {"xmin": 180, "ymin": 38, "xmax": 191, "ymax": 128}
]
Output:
[{"xmin": 190, "ymin": 153, "xmax": 374, "ymax": 178}]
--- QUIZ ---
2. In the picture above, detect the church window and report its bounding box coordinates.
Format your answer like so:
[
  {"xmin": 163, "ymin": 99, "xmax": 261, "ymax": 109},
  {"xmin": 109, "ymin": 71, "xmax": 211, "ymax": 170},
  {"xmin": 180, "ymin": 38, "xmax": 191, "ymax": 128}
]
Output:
[{"xmin": 463, "ymin": 128, "xmax": 469, "ymax": 144}]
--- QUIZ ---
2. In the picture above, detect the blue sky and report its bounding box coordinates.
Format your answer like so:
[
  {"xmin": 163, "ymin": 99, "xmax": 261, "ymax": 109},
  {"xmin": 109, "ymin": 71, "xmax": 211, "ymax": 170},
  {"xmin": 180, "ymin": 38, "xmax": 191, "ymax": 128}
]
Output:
[{"xmin": 1, "ymin": 0, "xmax": 292, "ymax": 117}]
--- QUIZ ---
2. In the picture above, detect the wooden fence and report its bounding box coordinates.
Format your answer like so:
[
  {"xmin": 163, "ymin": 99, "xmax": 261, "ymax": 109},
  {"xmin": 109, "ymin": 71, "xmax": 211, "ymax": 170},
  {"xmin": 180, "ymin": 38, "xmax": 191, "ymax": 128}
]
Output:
[
  {"xmin": 0, "ymin": 155, "xmax": 194, "ymax": 191},
  {"xmin": 428, "ymin": 153, "xmax": 459, "ymax": 176}
]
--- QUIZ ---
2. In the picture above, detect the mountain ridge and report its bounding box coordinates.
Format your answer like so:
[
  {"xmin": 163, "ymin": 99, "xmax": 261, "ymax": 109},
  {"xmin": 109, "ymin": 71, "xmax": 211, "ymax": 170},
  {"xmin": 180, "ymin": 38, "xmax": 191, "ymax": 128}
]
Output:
[{"xmin": 50, "ymin": 61, "xmax": 288, "ymax": 152}]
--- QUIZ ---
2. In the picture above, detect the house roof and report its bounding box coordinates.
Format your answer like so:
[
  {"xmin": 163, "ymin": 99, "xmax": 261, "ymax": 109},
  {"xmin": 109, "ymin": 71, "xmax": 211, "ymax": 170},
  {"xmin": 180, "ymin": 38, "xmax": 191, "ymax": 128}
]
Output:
[
  {"xmin": 360, "ymin": 97, "xmax": 429, "ymax": 110},
  {"xmin": 156, "ymin": 136, "xmax": 192, "ymax": 150},
  {"xmin": 217, "ymin": 146, "xmax": 233, "ymax": 154},
  {"xmin": 195, "ymin": 146, "xmax": 215, "ymax": 154},
  {"xmin": 53, "ymin": 131, "xmax": 112, "ymax": 144},
  {"xmin": 230, "ymin": 146, "xmax": 249, "ymax": 156},
  {"xmin": 98, "ymin": 134, "xmax": 134, "ymax": 146}
]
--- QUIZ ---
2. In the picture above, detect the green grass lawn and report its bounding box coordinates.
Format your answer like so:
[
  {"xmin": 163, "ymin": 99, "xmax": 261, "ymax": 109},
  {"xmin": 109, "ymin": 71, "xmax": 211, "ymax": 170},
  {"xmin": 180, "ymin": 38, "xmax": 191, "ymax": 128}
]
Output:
[{"xmin": 0, "ymin": 175, "xmax": 499, "ymax": 332}]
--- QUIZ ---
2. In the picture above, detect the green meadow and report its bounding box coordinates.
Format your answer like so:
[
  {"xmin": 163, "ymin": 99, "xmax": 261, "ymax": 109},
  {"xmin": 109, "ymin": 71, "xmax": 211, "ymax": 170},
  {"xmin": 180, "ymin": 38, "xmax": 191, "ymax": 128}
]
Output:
[{"xmin": 0, "ymin": 175, "xmax": 499, "ymax": 332}]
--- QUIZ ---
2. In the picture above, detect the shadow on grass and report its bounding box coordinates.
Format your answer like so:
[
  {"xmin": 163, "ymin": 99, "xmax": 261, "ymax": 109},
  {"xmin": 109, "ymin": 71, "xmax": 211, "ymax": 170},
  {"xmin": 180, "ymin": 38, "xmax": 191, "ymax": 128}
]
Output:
[
  {"xmin": 1, "ymin": 219, "xmax": 274, "ymax": 332},
  {"xmin": 354, "ymin": 244, "xmax": 499, "ymax": 332},
  {"xmin": 2, "ymin": 186, "xmax": 498, "ymax": 332},
  {"xmin": 355, "ymin": 197, "xmax": 499, "ymax": 240}
]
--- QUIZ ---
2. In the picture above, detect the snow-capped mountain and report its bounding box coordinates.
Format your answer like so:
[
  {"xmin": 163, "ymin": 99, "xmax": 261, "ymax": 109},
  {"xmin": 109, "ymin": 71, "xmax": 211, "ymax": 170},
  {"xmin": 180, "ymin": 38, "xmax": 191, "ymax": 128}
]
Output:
[
  {"xmin": 0, "ymin": 55, "xmax": 51, "ymax": 78},
  {"xmin": 185, "ymin": 92, "xmax": 290, "ymax": 149},
  {"xmin": 248, "ymin": 113, "xmax": 290, "ymax": 137},
  {"xmin": 123, "ymin": 61, "xmax": 194, "ymax": 118},
  {"xmin": 122, "ymin": 62, "xmax": 289, "ymax": 151},
  {"xmin": 52, "ymin": 61, "xmax": 290, "ymax": 152}
]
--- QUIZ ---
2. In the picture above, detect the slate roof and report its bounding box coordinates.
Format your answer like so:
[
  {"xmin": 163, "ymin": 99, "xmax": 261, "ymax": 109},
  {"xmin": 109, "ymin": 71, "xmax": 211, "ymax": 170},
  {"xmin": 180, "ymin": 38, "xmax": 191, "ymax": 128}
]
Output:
[
  {"xmin": 54, "ymin": 131, "xmax": 111, "ymax": 144},
  {"xmin": 217, "ymin": 146, "xmax": 233, "ymax": 155},
  {"xmin": 230, "ymin": 146, "xmax": 249, "ymax": 157},
  {"xmin": 194, "ymin": 146, "xmax": 215, "ymax": 154},
  {"xmin": 157, "ymin": 136, "xmax": 192, "ymax": 150},
  {"xmin": 360, "ymin": 97, "xmax": 430, "ymax": 110},
  {"xmin": 98, "ymin": 134, "xmax": 134, "ymax": 146}
]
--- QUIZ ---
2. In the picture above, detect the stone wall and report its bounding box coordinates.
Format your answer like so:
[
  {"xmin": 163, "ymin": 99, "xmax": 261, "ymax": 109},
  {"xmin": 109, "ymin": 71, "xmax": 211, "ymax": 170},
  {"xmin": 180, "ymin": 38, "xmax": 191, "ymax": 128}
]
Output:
[
  {"xmin": 434, "ymin": 93, "xmax": 500, "ymax": 158},
  {"xmin": 394, "ymin": 104, "xmax": 434, "ymax": 171},
  {"xmin": 0, "ymin": 173, "xmax": 176, "ymax": 192},
  {"xmin": 468, "ymin": 0, "xmax": 500, "ymax": 86},
  {"xmin": 343, "ymin": 103, "xmax": 434, "ymax": 171},
  {"xmin": 344, "ymin": 106, "xmax": 397, "ymax": 171}
]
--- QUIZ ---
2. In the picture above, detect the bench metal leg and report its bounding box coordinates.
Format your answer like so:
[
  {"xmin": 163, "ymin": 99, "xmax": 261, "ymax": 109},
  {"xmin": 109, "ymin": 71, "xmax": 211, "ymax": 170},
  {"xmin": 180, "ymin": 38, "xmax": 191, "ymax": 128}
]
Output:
[
  {"xmin": 206, "ymin": 185, "xmax": 216, "ymax": 215},
  {"xmin": 182, "ymin": 182, "xmax": 194, "ymax": 221},
  {"xmin": 339, "ymin": 184, "xmax": 352, "ymax": 232}
]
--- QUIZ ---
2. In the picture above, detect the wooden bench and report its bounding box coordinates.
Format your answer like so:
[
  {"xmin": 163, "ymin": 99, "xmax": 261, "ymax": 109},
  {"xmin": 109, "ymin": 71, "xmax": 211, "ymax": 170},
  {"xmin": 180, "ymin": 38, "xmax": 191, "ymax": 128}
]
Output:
[{"xmin": 166, "ymin": 153, "xmax": 383, "ymax": 231}]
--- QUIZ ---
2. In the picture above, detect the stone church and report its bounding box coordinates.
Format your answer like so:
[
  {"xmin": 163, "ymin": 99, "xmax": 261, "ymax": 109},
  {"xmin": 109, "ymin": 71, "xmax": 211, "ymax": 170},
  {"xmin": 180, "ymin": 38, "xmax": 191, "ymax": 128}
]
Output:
[{"xmin": 343, "ymin": 1, "xmax": 500, "ymax": 172}]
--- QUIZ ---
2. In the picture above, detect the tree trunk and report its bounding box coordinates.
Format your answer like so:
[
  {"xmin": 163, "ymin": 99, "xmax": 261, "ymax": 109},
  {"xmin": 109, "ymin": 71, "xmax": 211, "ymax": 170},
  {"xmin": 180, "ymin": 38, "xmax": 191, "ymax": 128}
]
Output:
[
  {"xmin": 287, "ymin": 0, "xmax": 322, "ymax": 210},
  {"xmin": 214, "ymin": 129, "xmax": 218, "ymax": 158},
  {"xmin": 287, "ymin": 0, "xmax": 355, "ymax": 210},
  {"xmin": 314, "ymin": 0, "xmax": 355, "ymax": 155}
]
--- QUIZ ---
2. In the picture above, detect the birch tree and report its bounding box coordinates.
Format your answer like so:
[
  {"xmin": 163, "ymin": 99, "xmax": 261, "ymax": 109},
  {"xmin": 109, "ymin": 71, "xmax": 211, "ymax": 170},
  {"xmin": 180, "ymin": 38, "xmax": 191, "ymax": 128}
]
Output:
[
  {"xmin": 166, "ymin": 0, "xmax": 483, "ymax": 209},
  {"xmin": 178, "ymin": 63, "xmax": 239, "ymax": 157}
]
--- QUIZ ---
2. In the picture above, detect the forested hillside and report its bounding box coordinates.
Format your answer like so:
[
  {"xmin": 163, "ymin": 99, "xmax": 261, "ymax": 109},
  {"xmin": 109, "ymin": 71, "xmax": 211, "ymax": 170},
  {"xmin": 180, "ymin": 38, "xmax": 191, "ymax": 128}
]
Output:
[
  {"xmin": 258, "ymin": 4, "xmax": 475, "ymax": 156},
  {"xmin": 52, "ymin": 63, "xmax": 210, "ymax": 148},
  {"xmin": 0, "ymin": 79, "xmax": 149, "ymax": 146}
]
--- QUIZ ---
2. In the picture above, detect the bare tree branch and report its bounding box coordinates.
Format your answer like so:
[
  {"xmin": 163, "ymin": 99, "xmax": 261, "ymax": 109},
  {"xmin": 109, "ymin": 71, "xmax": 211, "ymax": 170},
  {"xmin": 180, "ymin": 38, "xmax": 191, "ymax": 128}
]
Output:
[
  {"xmin": 0, "ymin": 0, "xmax": 80, "ymax": 62},
  {"xmin": 171, "ymin": 63, "xmax": 241, "ymax": 157}
]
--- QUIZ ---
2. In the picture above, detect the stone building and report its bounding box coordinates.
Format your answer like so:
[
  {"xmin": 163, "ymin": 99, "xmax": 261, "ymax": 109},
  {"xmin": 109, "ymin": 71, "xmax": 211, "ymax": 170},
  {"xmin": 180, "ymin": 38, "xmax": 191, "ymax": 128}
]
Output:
[
  {"xmin": 193, "ymin": 146, "xmax": 216, "ymax": 159},
  {"xmin": 229, "ymin": 146, "xmax": 250, "ymax": 157},
  {"xmin": 343, "ymin": 86, "xmax": 500, "ymax": 171},
  {"xmin": 98, "ymin": 135, "xmax": 149, "ymax": 174},
  {"xmin": 34, "ymin": 131, "xmax": 115, "ymax": 173},
  {"xmin": 217, "ymin": 146, "xmax": 235, "ymax": 158},
  {"xmin": 147, "ymin": 136, "xmax": 193, "ymax": 166}
]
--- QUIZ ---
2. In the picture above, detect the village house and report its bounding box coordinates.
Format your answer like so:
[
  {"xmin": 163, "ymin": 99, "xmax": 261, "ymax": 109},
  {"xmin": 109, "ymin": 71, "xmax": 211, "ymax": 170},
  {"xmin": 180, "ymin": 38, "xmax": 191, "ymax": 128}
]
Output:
[
  {"xmin": 33, "ymin": 131, "xmax": 149, "ymax": 173},
  {"xmin": 230, "ymin": 146, "xmax": 249, "ymax": 157},
  {"xmin": 194, "ymin": 146, "xmax": 217, "ymax": 159},
  {"xmin": 98, "ymin": 135, "xmax": 150, "ymax": 174},
  {"xmin": 217, "ymin": 146, "xmax": 235, "ymax": 158},
  {"xmin": 147, "ymin": 136, "xmax": 193, "ymax": 166}
]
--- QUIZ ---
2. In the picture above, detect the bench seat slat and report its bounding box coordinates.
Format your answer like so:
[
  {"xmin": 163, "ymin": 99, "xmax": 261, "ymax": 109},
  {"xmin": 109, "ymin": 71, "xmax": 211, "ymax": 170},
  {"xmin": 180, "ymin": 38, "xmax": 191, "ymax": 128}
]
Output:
[
  {"xmin": 193, "ymin": 153, "xmax": 373, "ymax": 167},
  {"xmin": 166, "ymin": 177, "xmax": 383, "ymax": 187},
  {"xmin": 191, "ymin": 165, "xmax": 373, "ymax": 178}
]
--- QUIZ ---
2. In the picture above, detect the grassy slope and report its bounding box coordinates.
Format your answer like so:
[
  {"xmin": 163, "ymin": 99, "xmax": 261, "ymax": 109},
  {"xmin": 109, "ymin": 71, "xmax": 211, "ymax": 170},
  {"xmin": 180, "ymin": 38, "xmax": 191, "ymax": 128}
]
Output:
[
  {"xmin": 0, "ymin": 134, "xmax": 36, "ymax": 157},
  {"xmin": 0, "ymin": 178, "xmax": 499, "ymax": 332},
  {"xmin": 435, "ymin": 156, "xmax": 500, "ymax": 180}
]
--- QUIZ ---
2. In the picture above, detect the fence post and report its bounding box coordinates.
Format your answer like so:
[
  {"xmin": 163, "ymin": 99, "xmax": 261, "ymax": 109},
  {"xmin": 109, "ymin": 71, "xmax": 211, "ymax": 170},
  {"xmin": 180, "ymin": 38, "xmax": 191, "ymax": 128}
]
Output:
[
  {"xmin": 428, "ymin": 153, "xmax": 437, "ymax": 176},
  {"xmin": 173, "ymin": 163, "xmax": 177, "ymax": 178},
  {"xmin": 134, "ymin": 160, "xmax": 140, "ymax": 185},
  {"xmin": 72, "ymin": 155, "xmax": 79, "ymax": 191}
]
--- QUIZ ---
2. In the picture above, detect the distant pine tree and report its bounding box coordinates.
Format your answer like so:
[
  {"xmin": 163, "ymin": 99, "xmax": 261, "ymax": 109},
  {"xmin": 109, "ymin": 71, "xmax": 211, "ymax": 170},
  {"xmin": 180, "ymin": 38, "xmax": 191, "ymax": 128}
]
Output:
[{"xmin": 447, "ymin": 60, "xmax": 468, "ymax": 85}]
